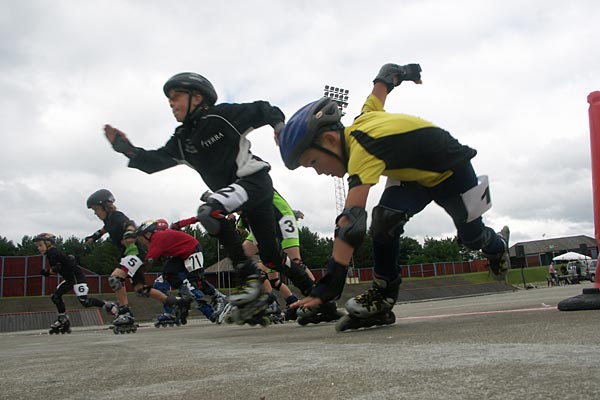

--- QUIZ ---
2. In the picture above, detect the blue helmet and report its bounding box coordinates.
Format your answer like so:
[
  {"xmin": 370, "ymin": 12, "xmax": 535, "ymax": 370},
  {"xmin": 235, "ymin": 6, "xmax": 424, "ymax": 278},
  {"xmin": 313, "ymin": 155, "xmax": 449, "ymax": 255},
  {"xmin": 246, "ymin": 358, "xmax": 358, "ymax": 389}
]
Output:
[{"xmin": 278, "ymin": 97, "xmax": 343, "ymax": 170}]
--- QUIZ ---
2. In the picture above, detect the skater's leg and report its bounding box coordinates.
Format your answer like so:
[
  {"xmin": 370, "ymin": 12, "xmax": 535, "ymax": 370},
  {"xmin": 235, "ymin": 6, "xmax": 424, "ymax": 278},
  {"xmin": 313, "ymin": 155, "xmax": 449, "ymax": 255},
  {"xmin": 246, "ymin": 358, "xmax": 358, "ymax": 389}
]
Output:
[
  {"xmin": 50, "ymin": 281, "xmax": 71, "ymax": 314},
  {"xmin": 154, "ymin": 275, "xmax": 175, "ymax": 314}
]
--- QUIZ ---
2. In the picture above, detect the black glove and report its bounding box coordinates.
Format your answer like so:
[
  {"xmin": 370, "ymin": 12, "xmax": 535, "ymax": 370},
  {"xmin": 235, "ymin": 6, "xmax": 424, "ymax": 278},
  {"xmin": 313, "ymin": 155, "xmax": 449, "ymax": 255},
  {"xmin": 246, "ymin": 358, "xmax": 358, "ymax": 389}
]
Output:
[
  {"xmin": 40, "ymin": 269, "xmax": 50, "ymax": 277},
  {"xmin": 170, "ymin": 222, "xmax": 181, "ymax": 230},
  {"xmin": 105, "ymin": 125, "xmax": 139, "ymax": 158},
  {"xmin": 85, "ymin": 230, "xmax": 102, "ymax": 243},
  {"xmin": 309, "ymin": 258, "xmax": 347, "ymax": 302},
  {"xmin": 373, "ymin": 63, "xmax": 422, "ymax": 93}
]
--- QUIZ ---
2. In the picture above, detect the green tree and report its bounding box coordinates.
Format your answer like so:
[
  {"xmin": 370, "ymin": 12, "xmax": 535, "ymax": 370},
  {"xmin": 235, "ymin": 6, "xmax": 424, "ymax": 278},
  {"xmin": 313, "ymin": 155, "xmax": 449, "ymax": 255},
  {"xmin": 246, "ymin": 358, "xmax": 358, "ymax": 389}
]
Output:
[
  {"xmin": 0, "ymin": 236, "xmax": 17, "ymax": 256},
  {"xmin": 299, "ymin": 226, "xmax": 332, "ymax": 269},
  {"xmin": 398, "ymin": 236, "xmax": 423, "ymax": 265}
]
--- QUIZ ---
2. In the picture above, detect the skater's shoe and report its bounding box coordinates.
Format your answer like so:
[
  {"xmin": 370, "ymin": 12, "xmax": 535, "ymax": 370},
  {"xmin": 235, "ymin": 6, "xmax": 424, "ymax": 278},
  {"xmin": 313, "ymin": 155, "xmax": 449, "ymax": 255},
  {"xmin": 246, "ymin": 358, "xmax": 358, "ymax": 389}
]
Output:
[
  {"xmin": 216, "ymin": 302, "xmax": 232, "ymax": 324},
  {"xmin": 558, "ymin": 288, "xmax": 600, "ymax": 311},
  {"xmin": 283, "ymin": 294, "xmax": 299, "ymax": 321},
  {"xmin": 212, "ymin": 293, "xmax": 227, "ymax": 316},
  {"xmin": 228, "ymin": 275, "xmax": 262, "ymax": 306},
  {"xmin": 346, "ymin": 275, "xmax": 401, "ymax": 319},
  {"xmin": 49, "ymin": 314, "xmax": 71, "ymax": 334},
  {"xmin": 227, "ymin": 294, "xmax": 270, "ymax": 326},
  {"xmin": 154, "ymin": 312, "xmax": 178, "ymax": 328},
  {"xmin": 485, "ymin": 226, "xmax": 510, "ymax": 281},
  {"xmin": 297, "ymin": 301, "xmax": 343, "ymax": 326},
  {"xmin": 266, "ymin": 300, "xmax": 284, "ymax": 324},
  {"xmin": 174, "ymin": 297, "xmax": 192, "ymax": 325},
  {"xmin": 111, "ymin": 305, "xmax": 137, "ymax": 334},
  {"xmin": 103, "ymin": 301, "xmax": 119, "ymax": 317}
]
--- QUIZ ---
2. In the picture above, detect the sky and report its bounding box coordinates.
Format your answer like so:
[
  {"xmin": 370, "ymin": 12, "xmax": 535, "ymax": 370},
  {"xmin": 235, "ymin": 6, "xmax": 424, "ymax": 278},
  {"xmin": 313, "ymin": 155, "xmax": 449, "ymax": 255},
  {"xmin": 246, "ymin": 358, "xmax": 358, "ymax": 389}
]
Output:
[{"xmin": 1, "ymin": 0, "xmax": 600, "ymax": 247}]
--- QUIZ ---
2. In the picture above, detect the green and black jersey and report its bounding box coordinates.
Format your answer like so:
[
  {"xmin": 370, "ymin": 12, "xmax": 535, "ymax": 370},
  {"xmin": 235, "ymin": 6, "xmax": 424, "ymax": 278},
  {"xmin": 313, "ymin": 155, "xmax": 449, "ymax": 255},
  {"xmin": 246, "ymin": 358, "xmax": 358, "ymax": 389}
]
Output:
[{"xmin": 345, "ymin": 95, "xmax": 477, "ymax": 189}]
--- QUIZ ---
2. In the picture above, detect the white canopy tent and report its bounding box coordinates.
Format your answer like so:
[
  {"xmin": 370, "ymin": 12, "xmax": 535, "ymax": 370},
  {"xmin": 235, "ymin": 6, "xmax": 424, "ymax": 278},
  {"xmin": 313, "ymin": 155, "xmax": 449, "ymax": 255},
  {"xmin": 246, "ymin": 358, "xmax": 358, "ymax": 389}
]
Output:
[{"xmin": 552, "ymin": 252, "xmax": 591, "ymax": 262}]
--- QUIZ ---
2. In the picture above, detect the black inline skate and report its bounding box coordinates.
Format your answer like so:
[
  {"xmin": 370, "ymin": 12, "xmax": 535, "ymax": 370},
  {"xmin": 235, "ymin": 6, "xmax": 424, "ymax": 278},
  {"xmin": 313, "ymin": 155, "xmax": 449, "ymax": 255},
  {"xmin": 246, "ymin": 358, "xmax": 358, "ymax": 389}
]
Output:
[
  {"xmin": 266, "ymin": 299, "xmax": 285, "ymax": 324},
  {"xmin": 335, "ymin": 275, "xmax": 400, "ymax": 332},
  {"xmin": 49, "ymin": 314, "xmax": 71, "ymax": 334},
  {"xmin": 225, "ymin": 292, "xmax": 270, "ymax": 327},
  {"xmin": 283, "ymin": 294, "xmax": 299, "ymax": 321},
  {"xmin": 297, "ymin": 301, "xmax": 344, "ymax": 326},
  {"xmin": 154, "ymin": 312, "xmax": 179, "ymax": 328},
  {"xmin": 110, "ymin": 305, "xmax": 138, "ymax": 334},
  {"xmin": 173, "ymin": 297, "xmax": 192, "ymax": 325}
]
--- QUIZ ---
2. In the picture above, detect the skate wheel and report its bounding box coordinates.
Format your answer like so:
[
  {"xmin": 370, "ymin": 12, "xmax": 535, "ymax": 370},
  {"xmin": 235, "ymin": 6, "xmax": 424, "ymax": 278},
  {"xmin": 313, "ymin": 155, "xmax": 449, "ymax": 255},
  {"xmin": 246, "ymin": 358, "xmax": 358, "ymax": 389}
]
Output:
[
  {"xmin": 335, "ymin": 315, "xmax": 353, "ymax": 332},
  {"xmin": 154, "ymin": 323, "xmax": 160, "ymax": 328},
  {"xmin": 259, "ymin": 317, "xmax": 270, "ymax": 327},
  {"xmin": 112, "ymin": 327, "xmax": 119, "ymax": 335},
  {"xmin": 66, "ymin": 329, "xmax": 72, "ymax": 334},
  {"xmin": 297, "ymin": 317, "xmax": 309, "ymax": 326}
]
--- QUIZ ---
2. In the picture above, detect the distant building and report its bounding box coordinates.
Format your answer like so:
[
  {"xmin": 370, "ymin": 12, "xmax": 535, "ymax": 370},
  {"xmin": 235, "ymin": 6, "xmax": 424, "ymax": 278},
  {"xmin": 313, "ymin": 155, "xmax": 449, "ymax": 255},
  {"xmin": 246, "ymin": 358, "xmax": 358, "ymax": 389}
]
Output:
[{"xmin": 510, "ymin": 235, "xmax": 598, "ymax": 267}]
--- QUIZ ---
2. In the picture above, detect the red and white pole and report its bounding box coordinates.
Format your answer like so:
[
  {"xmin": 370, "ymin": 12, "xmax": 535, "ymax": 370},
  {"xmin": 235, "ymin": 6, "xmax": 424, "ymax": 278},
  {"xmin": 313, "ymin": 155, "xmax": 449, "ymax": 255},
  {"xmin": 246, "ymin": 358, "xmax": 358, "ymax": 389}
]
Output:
[{"xmin": 588, "ymin": 91, "xmax": 600, "ymax": 288}]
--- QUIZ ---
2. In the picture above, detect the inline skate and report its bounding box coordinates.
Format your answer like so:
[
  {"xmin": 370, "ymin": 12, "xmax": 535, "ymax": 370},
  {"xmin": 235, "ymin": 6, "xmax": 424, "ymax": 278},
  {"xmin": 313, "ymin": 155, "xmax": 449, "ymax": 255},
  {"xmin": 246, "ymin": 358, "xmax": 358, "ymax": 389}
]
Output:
[
  {"xmin": 484, "ymin": 226, "xmax": 511, "ymax": 281},
  {"xmin": 110, "ymin": 305, "xmax": 138, "ymax": 334},
  {"xmin": 49, "ymin": 314, "xmax": 71, "ymax": 334},
  {"xmin": 173, "ymin": 297, "xmax": 193, "ymax": 325},
  {"xmin": 266, "ymin": 299, "xmax": 285, "ymax": 324},
  {"xmin": 154, "ymin": 312, "xmax": 179, "ymax": 328},
  {"xmin": 283, "ymin": 294, "xmax": 299, "ymax": 321},
  {"xmin": 103, "ymin": 301, "xmax": 119, "ymax": 317},
  {"xmin": 335, "ymin": 275, "xmax": 400, "ymax": 332},
  {"xmin": 297, "ymin": 301, "xmax": 344, "ymax": 326}
]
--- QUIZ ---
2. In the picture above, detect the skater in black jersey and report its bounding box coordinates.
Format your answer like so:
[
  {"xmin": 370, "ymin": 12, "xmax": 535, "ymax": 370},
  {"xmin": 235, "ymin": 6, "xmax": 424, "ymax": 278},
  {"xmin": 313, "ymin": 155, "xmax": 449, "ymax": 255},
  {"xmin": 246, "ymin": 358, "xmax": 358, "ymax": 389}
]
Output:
[
  {"xmin": 103, "ymin": 72, "xmax": 316, "ymax": 325},
  {"xmin": 278, "ymin": 63, "xmax": 510, "ymax": 331},
  {"xmin": 34, "ymin": 233, "xmax": 115, "ymax": 334}
]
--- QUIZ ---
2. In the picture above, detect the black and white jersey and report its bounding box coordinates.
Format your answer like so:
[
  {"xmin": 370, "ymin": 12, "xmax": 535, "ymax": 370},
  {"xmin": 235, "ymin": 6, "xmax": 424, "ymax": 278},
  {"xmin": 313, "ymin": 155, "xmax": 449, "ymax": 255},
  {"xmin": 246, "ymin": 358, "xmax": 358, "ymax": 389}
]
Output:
[{"xmin": 128, "ymin": 101, "xmax": 285, "ymax": 191}]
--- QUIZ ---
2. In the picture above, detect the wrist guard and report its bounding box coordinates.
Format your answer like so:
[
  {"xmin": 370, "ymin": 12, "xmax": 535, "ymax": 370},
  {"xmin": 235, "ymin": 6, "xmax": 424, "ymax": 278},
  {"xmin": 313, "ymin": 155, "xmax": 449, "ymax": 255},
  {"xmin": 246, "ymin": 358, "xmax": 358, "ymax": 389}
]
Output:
[{"xmin": 309, "ymin": 258, "xmax": 347, "ymax": 302}]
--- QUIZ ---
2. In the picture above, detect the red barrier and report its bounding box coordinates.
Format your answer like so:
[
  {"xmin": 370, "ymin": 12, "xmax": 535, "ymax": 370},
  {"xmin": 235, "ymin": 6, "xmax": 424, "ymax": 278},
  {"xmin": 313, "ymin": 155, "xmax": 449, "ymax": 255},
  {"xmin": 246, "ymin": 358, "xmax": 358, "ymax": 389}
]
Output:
[{"xmin": 588, "ymin": 91, "xmax": 600, "ymax": 288}]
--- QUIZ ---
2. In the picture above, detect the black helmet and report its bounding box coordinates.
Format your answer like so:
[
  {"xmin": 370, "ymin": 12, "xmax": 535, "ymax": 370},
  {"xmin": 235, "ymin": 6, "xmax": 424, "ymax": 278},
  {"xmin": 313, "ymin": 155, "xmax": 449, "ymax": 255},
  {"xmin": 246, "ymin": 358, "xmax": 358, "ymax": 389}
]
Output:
[
  {"xmin": 163, "ymin": 72, "xmax": 218, "ymax": 107},
  {"xmin": 278, "ymin": 97, "xmax": 343, "ymax": 170},
  {"xmin": 136, "ymin": 220, "xmax": 158, "ymax": 237},
  {"xmin": 34, "ymin": 233, "xmax": 56, "ymax": 244},
  {"xmin": 86, "ymin": 189, "xmax": 115, "ymax": 209}
]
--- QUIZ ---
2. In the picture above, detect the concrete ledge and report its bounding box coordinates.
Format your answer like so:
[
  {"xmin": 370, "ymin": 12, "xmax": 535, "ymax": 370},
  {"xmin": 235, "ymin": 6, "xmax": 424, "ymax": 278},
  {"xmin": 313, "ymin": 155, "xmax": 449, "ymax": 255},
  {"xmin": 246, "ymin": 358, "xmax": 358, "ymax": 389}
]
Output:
[{"xmin": 0, "ymin": 309, "xmax": 104, "ymax": 333}]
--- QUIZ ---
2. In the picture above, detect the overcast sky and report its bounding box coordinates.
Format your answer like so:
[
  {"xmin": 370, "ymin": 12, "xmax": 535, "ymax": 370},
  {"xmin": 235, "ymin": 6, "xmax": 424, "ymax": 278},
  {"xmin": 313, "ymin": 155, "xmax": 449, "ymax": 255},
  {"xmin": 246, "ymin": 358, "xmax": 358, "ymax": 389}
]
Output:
[{"xmin": 2, "ymin": 0, "xmax": 599, "ymax": 248}]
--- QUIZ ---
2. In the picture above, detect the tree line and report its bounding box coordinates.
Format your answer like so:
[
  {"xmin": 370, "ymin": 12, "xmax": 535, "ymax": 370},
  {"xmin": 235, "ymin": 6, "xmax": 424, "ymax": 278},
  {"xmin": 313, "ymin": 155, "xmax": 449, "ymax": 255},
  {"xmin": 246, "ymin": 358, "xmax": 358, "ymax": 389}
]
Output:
[{"xmin": 0, "ymin": 226, "xmax": 483, "ymax": 275}]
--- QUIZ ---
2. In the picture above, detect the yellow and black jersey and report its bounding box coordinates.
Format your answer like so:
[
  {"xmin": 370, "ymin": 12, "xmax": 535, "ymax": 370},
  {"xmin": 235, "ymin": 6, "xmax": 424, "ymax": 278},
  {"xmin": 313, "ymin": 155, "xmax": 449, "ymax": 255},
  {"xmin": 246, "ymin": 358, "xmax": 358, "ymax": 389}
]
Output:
[{"xmin": 344, "ymin": 94, "xmax": 477, "ymax": 189}]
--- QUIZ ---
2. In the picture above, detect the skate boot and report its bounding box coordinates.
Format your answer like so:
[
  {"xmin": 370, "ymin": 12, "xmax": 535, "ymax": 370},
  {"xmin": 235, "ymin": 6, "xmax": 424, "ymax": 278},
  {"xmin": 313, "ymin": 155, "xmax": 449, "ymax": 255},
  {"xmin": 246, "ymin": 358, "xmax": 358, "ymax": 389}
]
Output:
[
  {"xmin": 110, "ymin": 305, "xmax": 138, "ymax": 334},
  {"xmin": 283, "ymin": 294, "xmax": 299, "ymax": 321},
  {"xmin": 297, "ymin": 301, "xmax": 344, "ymax": 326},
  {"xmin": 228, "ymin": 293, "xmax": 270, "ymax": 327},
  {"xmin": 49, "ymin": 314, "xmax": 71, "ymax": 334},
  {"xmin": 336, "ymin": 275, "xmax": 400, "ymax": 332},
  {"xmin": 266, "ymin": 299, "xmax": 285, "ymax": 324},
  {"xmin": 103, "ymin": 301, "xmax": 119, "ymax": 317},
  {"xmin": 558, "ymin": 288, "xmax": 600, "ymax": 311},
  {"xmin": 154, "ymin": 313, "xmax": 178, "ymax": 328},
  {"xmin": 484, "ymin": 226, "xmax": 511, "ymax": 281},
  {"xmin": 212, "ymin": 292, "xmax": 229, "ymax": 323},
  {"xmin": 217, "ymin": 302, "xmax": 233, "ymax": 324},
  {"xmin": 173, "ymin": 297, "xmax": 192, "ymax": 326}
]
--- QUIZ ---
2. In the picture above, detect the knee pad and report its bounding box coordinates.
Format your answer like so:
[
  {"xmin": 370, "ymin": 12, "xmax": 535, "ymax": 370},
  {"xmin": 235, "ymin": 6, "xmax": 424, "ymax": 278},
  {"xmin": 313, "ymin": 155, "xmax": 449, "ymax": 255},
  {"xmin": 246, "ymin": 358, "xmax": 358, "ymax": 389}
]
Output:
[
  {"xmin": 136, "ymin": 285, "xmax": 152, "ymax": 298},
  {"xmin": 108, "ymin": 275, "xmax": 124, "ymax": 292},
  {"xmin": 371, "ymin": 205, "xmax": 408, "ymax": 245},
  {"xmin": 335, "ymin": 207, "xmax": 368, "ymax": 249},
  {"xmin": 269, "ymin": 277, "xmax": 283, "ymax": 291},
  {"xmin": 196, "ymin": 200, "xmax": 228, "ymax": 236}
]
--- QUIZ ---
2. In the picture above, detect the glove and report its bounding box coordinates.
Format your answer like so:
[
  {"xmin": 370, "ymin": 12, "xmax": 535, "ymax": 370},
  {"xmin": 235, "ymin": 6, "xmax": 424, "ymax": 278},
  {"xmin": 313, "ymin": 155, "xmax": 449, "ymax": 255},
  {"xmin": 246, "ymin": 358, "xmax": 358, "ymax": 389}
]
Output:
[
  {"xmin": 200, "ymin": 190, "xmax": 213, "ymax": 202},
  {"xmin": 170, "ymin": 222, "xmax": 181, "ymax": 230},
  {"xmin": 40, "ymin": 269, "xmax": 50, "ymax": 277},
  {"xmin": 85, "ymin": 230, "xmax": 103, "ymax": 243},
  {"xmin": 309, "ymin": 258, "xmax": 347, "ymax": 302},
  {"xmin": 104, "ymin": 125, "xmax": 139, "ymax": 158},
  {"xmin": 373, "ymin": 63, "xmax": 422, "ymax": 93}
]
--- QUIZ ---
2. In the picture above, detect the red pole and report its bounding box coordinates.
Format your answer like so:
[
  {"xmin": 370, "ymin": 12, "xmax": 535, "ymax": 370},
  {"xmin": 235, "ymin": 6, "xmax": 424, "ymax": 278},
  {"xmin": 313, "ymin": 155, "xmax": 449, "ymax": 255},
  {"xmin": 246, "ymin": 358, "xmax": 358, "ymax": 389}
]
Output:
[{"xmin": 588, "ymin": 91, "xmax": 600, "ymax": 288}]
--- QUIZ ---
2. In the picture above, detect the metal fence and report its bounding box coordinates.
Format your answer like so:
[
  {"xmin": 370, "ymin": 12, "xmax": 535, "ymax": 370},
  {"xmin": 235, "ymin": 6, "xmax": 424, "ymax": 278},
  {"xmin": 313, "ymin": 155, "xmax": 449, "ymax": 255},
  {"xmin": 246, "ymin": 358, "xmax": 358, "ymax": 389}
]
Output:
[{"xmin": 1, "ymin": 255, "xmax": 489, "ymax": 298}]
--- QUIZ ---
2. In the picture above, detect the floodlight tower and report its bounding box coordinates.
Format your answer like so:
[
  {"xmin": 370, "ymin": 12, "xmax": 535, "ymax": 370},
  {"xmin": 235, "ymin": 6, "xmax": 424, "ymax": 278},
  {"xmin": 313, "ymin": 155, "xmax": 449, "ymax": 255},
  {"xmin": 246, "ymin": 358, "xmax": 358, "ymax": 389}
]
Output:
[
  {"xmin": 323, "ymin": 84, "xmax": 357, "ymax": 281},
  {"xmin": 323, "ymin": 85, "xmax": 350, "ymax": 216}
]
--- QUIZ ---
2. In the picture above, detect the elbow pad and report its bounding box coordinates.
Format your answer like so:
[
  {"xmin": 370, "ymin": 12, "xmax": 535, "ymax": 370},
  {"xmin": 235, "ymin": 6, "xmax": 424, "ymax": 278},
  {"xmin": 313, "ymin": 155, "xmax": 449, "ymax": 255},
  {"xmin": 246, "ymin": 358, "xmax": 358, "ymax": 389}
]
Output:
[{"xmin": 334, "ymin": 207, "xmax": 367, "ymax": 249}]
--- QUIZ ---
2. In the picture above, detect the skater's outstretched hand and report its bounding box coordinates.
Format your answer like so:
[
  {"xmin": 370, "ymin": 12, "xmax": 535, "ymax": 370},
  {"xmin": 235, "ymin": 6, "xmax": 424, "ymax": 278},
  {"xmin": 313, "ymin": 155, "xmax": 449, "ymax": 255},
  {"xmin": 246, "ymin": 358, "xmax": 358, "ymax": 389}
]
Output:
[
  {"xmin": 291, "ymin": 296, "xmax": 323, "ymax": 309},
  {"xmin": 104, "ymin": 124, "xmax": 138, "ymax": 157},
  {"xmin": 291, "ymin": 258, "xmax": 347, "ymax": 309}
]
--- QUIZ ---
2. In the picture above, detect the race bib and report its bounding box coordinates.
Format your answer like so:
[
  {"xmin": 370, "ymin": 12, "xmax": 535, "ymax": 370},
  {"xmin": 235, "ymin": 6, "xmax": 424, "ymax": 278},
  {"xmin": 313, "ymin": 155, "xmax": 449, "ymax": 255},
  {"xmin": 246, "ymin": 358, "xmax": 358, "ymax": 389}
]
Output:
[
  {"xmin": 184, "ymin": 251, "xmax": 204, "ymax": 272},
  {"xmin": 461, "ymin": 175, "xmax": 492, "ymax": 223},
  {"xmin": 120, "ymin": 255, "xmax": 144, "ymax": 277},
  {"xmin": 279, "ymin": 215, "xmax": 298, "ymax": 240},
  {"xmin": 209, "ymin": 184, "xmax": 249, "ymax": 213},
  {"xmin": 73, "ymin": 283, "xmax": 89, "ymax": 296}
]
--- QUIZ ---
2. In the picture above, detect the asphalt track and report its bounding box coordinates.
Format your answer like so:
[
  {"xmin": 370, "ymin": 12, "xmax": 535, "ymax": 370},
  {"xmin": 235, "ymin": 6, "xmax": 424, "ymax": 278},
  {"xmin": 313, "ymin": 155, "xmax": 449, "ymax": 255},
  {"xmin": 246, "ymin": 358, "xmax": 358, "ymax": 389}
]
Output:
[{"xmin": 2, "ymin": 283, "xmax": 599, "ymax": 400}]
